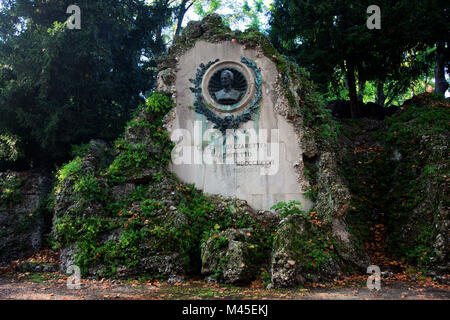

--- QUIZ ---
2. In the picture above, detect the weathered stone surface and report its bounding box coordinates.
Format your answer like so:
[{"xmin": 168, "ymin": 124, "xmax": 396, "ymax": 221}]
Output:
[
  {"xmin": 201, "ymin": 228, "xmax": 259, "ymax": 284},
  {"xmin": 139, "ymin": 254, "xmax": 186, "ymax": 283},
  {"xmin": 156, "ymin": 68, "xmax": 176, "ymax": 93},
  {"xmin": 81, "ymin": 140, "xmax": 113, "ymax": 173},
  {"xmin": 335, "ymin": 98, "xmax": 449, "ymax": 275},
  {"xmin": 58, "ymin": 207, "xmax": 190, "ymax": 281},
  {"xmin": 161, "ymin": 38, "xmax": 313, "ymax": 211},
  {"xmin": 422, "ymin": 135, "xmax": 449, "ymax": 272},
  {"xmin": 270, "ymin": 214, "xmax": 341, "ymax": 287},
  {"xmin": 397, "ymin": 133, "xmax": 450, "ymax": 273},
  {"xmin": 315, "ymin": 152, "xmax": 370, "ymax": 270},
  {"xmin": 59, "ymin": 244, "xmax": 77, "ymax": 273},
  {"xmin": 251, "ymin": 210, "xmax": 281, "ymax": 231},
  {"xmin": 111, "ymin": 183, "xmax": 136, "ymax": 201},
  {"xmin": 86, "ymin": 140, "xmax": 111, "ymax": 162},
  {"xmin": 267, "ymin": 145, "xmax": 368, "ymax": 288},
  {"xmin": 53, "ymin": 139, "xmax": 111, "ymax": 222},
  {"xmin": 316, "ymin": 152, "xmax": 351, "ymax": 219},
  {"xmin": 125, "ymin": 121, "xmax": 161, "ymax": 153},
  {"xmin": 182, "ymin": 21, "xmax": 203, "ymax": 39},
  {"xmin": 0, "ymin": 171, "xmax": 51, "ymax": 266},
  {"xmin": 270, "ymin": 215, "xmax": 303, "ymax": 287}
]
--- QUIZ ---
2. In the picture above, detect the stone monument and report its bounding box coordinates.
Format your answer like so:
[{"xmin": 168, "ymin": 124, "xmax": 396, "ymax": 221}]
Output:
[{"xmin": 157, "ymin": 21, "xmax": 313, "ymax": 212}]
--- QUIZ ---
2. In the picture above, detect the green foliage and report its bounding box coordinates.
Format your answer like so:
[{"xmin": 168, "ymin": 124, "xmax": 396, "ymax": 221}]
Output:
[
  {"xmin": 260, "ymin": 268, "xmax": 271, "ymax": 287},
  {"xmin": 343, "ymin": 94, "xmax": 449, "ymax": 266},
  {"xmin": 144, "ymin": 94, "xmax": 175, "ymax": 116},
  {"xmin": 281, "ymin": 66, "xmax": 339, "ymax": 147},
  {"xmin": 54, "ymin": 180, "xmax": 273, "ymax": 278},
  {"xmin": 106, "ymin": 139, "xmax": 171, "ymax": 185},
  {"xmin": 291, "ymin": 228, "xmax": 337, "ymax": 273},
  {"xmin": 241, "ymin": 0, "xmax": 266, "ymax": 30},
  {"xmin": 51, "ymin": 92, "xmax": 275, "ymax": 278},
  {"xmin": 0, "ymin": 133, "xmax": 24, "ymax": 170},
  {"xmin": 172, "ymin": 186, "xmax": 273, "ymax": 272},
  {"xmin": 0, "ymin": 0, "xmax": 172, "ymax": 168},
  {"xmin": 73, "ymin": 173, "xmax": 109, "ymax": 204},
  {"xmin": 271, "ymin": 201, "xmax": 306, "ymax": 219},
  {"xmin": 141, "ymin": 199, "xmax": 162, "ymax": 218},
  {"xmin": 56, "ymin": 157, "xmax": 83, "ymax": 182},
  {"xmin": 112, "ymin": 142, "xmax": 153, "ymax": 169},
  {"xmin": 211, "ymin": 235, "xmax": 230, "ymax": 251},
  {"xmin": 381, "ymin": 97, "xmax": 448, "ymax": 265},
  {"xmin": 105, "ymin": 94, "xmax": 175, "ymax": 184},
  {"xmin": 273, "ymin": 203, "xmax": 337, "ymax": 273},
  {"xmin": 305, "ymin": 184, "xmax": 319, "ymax": 202},
  {"xmin": 383, "ymin": 99, "xmax": 449, "ymax": 148},
  {"xmin": 0, "ymin": 173, "xmax": 24, "ymax": 207},
  {"xmin": 270, "ymin": 0, "xmax": 449, "ymax": 113}
]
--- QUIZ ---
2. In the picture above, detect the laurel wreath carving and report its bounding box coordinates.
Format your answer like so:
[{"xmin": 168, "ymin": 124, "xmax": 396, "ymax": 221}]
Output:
[{"xmin": 189, "ymin": 57, "xmax": 262, "ymax": 134}]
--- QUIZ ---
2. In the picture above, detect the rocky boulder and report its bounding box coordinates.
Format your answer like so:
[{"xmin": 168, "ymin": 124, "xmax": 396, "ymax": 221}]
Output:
[
  {"xmin": 270, "ymin": 213, "xmax": 343, "ymax": 287},
  {"xmin": 0, "ymin": 171, "xmax": 51, "ymax": 265},
  {"xmin": 201, "ymin": 228, "xmax": 260, "ymax": 284},
  {"xmin": 315, "ymin": 152, "xmax": 370, "ymax": 271}
]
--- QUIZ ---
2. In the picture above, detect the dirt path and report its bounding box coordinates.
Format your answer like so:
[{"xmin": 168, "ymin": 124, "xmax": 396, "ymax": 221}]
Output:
[{"xmin": 0, "ymin": 272, "xmax": 449, "ymax": 300}]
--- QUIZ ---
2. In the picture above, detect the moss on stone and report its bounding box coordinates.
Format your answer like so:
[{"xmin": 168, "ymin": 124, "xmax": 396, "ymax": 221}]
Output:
[{"xmin": 341, "ymin": 93, "xmax": 449, "ymax": 272}]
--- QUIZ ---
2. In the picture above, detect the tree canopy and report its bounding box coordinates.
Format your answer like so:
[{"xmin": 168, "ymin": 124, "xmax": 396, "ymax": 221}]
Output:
[
  {"xmin": 0, "ymin": 0, "xmax": 172, "ymax": 168},
  {"xmin": 270, "ymin": 0, "xmax": 449, "ymax": 116},
  {"xmin": 0, "ymin": 0, "xmax": 448, "ymax": 169}
]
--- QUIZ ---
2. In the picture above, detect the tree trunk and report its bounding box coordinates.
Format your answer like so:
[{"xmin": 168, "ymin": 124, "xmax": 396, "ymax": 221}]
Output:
[
  {"xmin": 156, "ymin": 25, "xmax": 163, "ymax": 45},
  {"xmin": 346, "ymin": 60, "xmax": 358, "ymax": 118},
  {"xmin": 175, "ymin": 6, "xmax": 185, "ymax": 36},
  {"xmin": 175, "ymin": 0, "xmax": 195, "ymax": 36},
  {"xmin": 435, "ymin": 42, "xmax": 449, "ymax": 95},
  {"xmin": 358, "ymin": 79, "xmax": 365, "ymax": 103},
  {"xmin": 156, "ymin": 0, "xmax": 171, "ymax": 45},
  {"xmin": 376, "ymin": 82, "xmax": 385, "ymax": 106}
]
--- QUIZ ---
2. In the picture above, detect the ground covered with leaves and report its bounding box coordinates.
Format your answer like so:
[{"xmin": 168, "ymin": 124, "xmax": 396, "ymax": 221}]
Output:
[
  {"xmin": 0, "ymin": 249, "xmax": 449, "ymax": 300},
  {"xmin": 0, "ymin": 272, "xmax": 449, "ymax": 300},
  {"xmin": 339, "ymin": 93, "xmax": 449, "ymax": 272}
]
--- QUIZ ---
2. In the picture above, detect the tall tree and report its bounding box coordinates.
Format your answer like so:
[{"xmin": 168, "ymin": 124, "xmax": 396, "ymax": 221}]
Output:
[
  {"xmin": 270, "ymin": 0, "xmax": 375, "ymax": 117},
  {"xmin": 270, "ymin": 0, "xmax": 449, "ymax": 116},
  {"xmin": 434, "ymin": 42, "xmax": 449, "ymax": 95},
  {"xmin": 0, "ymin": 0, "xmax": 172, "ymax": 168},
  {"xmin": 174, "ymin": 0, "xmax": 196, "ymax": 36},
  {"xmin": 422, "ymin": 1, "xmax": 449, "ymax": 95},
  {"xmin": 194, "ymin": 0, "xmax": 269, "ymax": 32},
  {"xmin": 242, "ymin": 0, "xmax": 266, "ymax": 30}
]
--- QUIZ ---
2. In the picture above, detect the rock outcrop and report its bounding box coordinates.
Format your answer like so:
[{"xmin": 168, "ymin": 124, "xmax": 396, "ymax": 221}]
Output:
[
  {"xmin": 335, "ymin": 93, "xmax": 449, "ymax": 276},
  {"xmin": 0, "ymin": 171, "xmax": 51, "ymax": 265},
  {"xmin": 201, "ymin": 228, "xmax": 259, "ymax": 284}
]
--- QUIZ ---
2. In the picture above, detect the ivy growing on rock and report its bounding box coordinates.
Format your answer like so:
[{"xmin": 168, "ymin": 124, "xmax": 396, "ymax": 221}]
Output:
[{"xmin": 51, "ymin": 93, "xmax": 276, "ymax": 281}]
